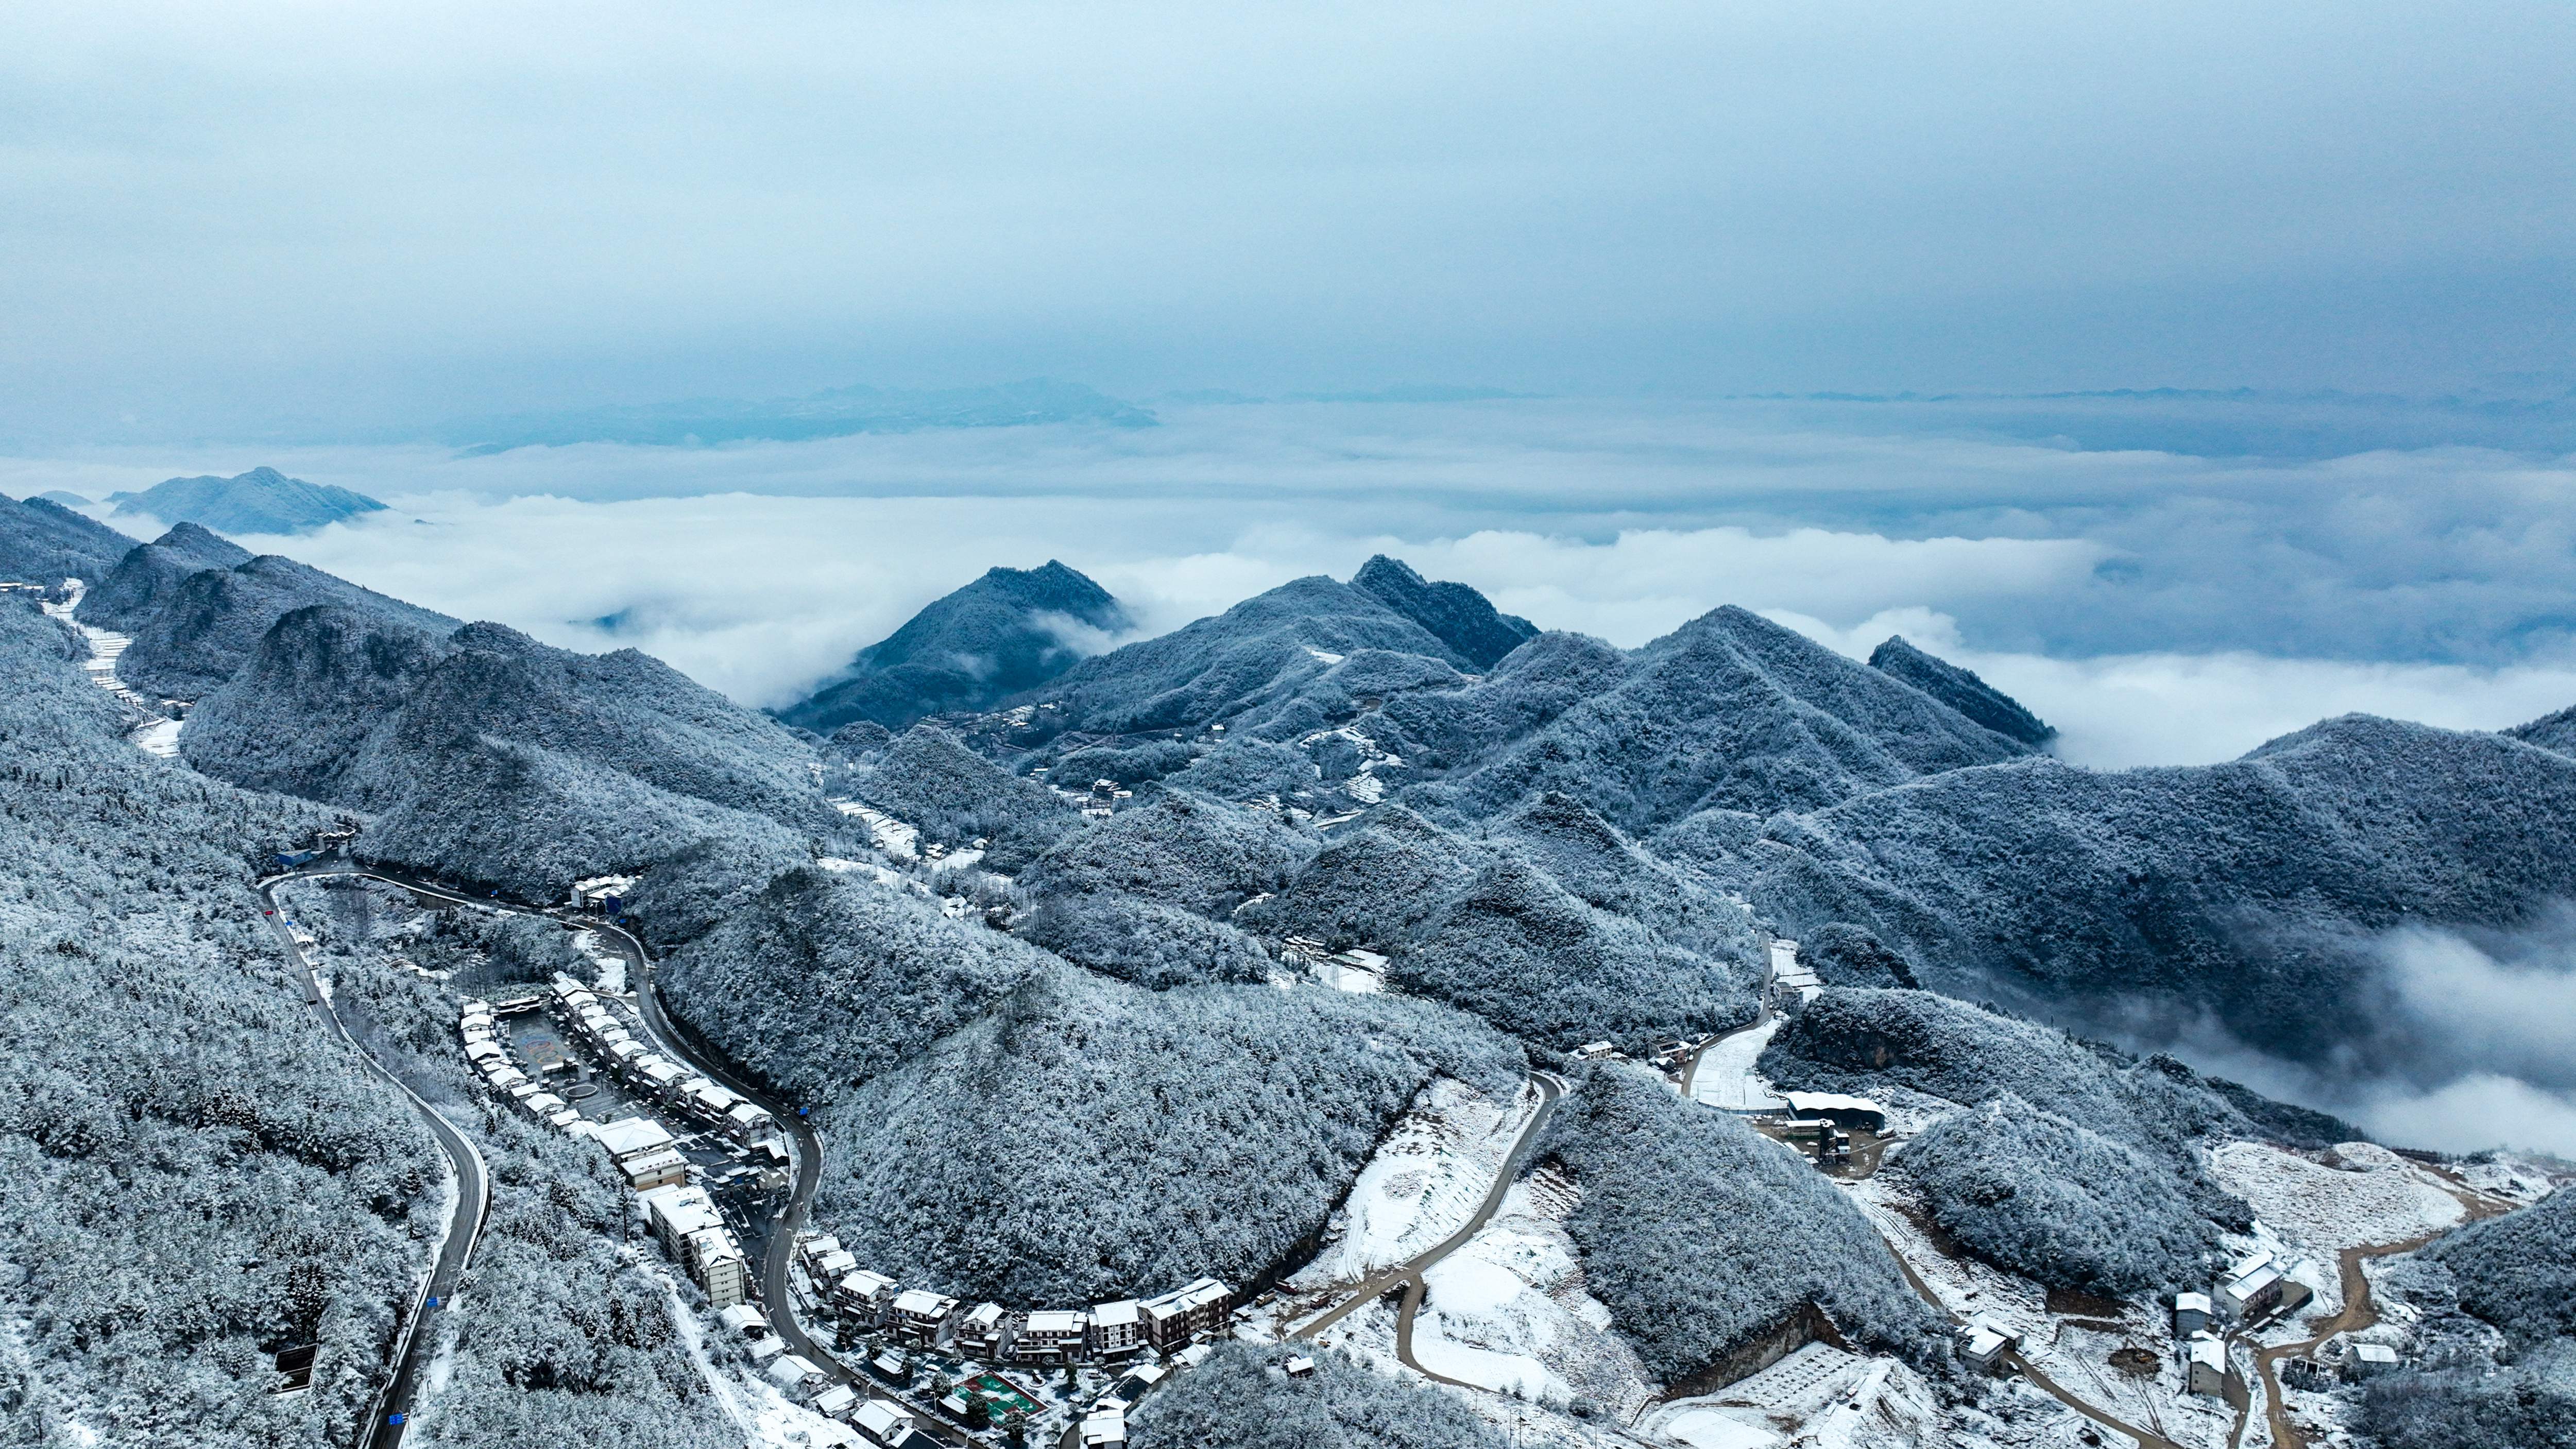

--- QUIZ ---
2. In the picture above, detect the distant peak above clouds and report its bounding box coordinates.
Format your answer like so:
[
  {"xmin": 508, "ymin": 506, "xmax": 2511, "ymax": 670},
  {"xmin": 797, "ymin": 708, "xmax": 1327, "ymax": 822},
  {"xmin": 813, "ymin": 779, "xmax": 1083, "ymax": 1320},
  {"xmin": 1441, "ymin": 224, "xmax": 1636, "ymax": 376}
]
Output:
[
  {"xmin": 446, "ymin": 378, "xmax": 1157, "ymax": 454},
  {"xmin": 777, "ymin": 559, "xmax": 1134, "ymax": 734},
  {"xmin": 108, "ymin": 466, "xmax": 385, "ymax": 537}
]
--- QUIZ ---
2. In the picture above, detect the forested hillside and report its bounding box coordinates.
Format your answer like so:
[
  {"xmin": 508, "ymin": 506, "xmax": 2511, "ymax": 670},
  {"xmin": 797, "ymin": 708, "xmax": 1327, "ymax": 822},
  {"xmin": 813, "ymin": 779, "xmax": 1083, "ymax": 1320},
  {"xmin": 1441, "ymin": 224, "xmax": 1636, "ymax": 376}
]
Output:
[
  {"xmin": 0, "ymin": 598, "xmax": 428, "ymax": 1445},
  {"xmin": 1542, "ymin": 1067, "xmax": 1948, "ymax": 1384},
  {"xmin": 2361, "ymin": 1189, "xmax": 2576, "ymax": 1447},
  {"xmin": 812, "ymin": 960, "xmax": 1523, "ymax": 1303},
  {"xmin": 1709, "ymin": 718, "xmax": 2576, "ymax": 1064},
  {"xmin": 89, "ymin": 546, "xmax": 459, "ymax": 700},
  {"xmin": 1130, "ymin": 1343, "xmax": 1507, "ymax": 1449},
  {"xmin": 76, "ymin": 521, "xmax": 253, "ymax": 630},
  {"xmin": 0, "ymin": 492, "xmax": 139, "ymax": 587},
  {"xmin": 1349, "ymin": 554, "xmax": 1538, "ymax": 669}
]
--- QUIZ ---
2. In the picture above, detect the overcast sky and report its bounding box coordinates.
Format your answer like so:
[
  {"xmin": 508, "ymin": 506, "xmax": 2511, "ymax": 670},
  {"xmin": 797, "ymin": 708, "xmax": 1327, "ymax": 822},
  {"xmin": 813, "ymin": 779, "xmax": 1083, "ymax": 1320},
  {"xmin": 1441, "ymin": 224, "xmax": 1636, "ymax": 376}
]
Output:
[{"xmin": 6, "ymin": 1, "xmax": 2573, "ymax": 438}]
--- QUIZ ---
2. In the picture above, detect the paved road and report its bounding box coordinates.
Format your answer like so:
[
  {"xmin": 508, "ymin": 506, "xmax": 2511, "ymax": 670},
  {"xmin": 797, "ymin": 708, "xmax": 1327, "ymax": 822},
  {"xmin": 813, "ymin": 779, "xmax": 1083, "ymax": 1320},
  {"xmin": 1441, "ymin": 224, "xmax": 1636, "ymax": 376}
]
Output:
[
  {"xmin": 1293, "ymin": 1071, "xmax": 1565, "ymax": 1346},
  {"xmin": 258, "ymin": 875, "xmax": 489, "ymax": 1449}
]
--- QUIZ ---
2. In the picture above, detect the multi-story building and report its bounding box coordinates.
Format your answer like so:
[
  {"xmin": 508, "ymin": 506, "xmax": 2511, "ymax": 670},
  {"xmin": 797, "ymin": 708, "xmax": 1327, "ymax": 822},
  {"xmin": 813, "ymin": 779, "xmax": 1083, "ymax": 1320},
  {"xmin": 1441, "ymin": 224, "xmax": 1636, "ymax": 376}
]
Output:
[
  {"xmin": 955, "ymin": 1302, "xmax": 1010, "ymax": 1359},
  {"xmin": 1087, "ymin": 1300, "xmax": 1143, "ymax": 1358},
  {"xmin": 1138, "ymin": 1279, "xmax": 1229, "ymax": 1351},
  {"xmin": 891, "ymin": 1289, "xmax": 959, "ymax": 1346},
  {"xmin": 1012, "ymin": 1310, "xmax": 1088, "ymax": 1364}
]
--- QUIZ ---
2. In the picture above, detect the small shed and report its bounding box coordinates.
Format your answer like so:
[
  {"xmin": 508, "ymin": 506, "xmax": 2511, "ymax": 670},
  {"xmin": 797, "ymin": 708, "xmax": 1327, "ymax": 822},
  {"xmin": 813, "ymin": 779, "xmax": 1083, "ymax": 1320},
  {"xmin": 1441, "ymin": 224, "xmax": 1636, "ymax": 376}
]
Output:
[
  {"xmin": 2346, "ymin": 1343, "xmax": 2400, "ymax": 1380},
  {"xmin": 2173, "ymin": 1291, "xmax": 2213, "ymax": 1336}
]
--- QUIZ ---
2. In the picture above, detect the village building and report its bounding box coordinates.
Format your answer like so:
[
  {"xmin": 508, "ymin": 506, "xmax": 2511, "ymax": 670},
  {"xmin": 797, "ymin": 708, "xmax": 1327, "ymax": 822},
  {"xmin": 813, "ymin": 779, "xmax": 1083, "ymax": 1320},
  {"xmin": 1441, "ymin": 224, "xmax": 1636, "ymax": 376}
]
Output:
[
  {"xmin": 718, "ymin": 1304, "xmax": 772, "ymax": 1339},
  {"xmin": 812, "ymin": 1383, "xmax": 859, "ymax": 1420},
  {"xmin": 687, "ymin": 1229, "xmax": 749, "ymax": 1309},
  {"xmin": 955, "ymin": 1302, "xmax": 1010, "ymax": 1359},
  {"xmin": 766, "ymin": 1354, "xmax": 826, "ymax": 1396},
  {"xmin": 617, "ymin": 1146, "xmax": 689, "ymax": 1190},
  {"xmin": 1079, "ymin": 1404, "xmax": 1128, "ymax": 1448},
  {"xmin": 2346, "ymin": 1343, "xmax": 2399, "ymax": 1379},
  {"xmin": 891, "ymin": 1288, "xmax": 959, "ymax": 1345},
  {"xmin": 1961, "ymin": 1318, "xmax": 2018, "ymax": 1375},
  {"xmin": 1283, "ymin": 1354, "xmax": 1316, "ymax": 1378},
  {"xmin": 1012, "ymin": 1309, "xmax": 1088, "ymax": 1363},
  {"xmin": 1138, "ymin": 1278, "xmax": 1230, "ymax": 1351},
  {"xmin": 836, "ymin": 1269, "xmax": 898, "ymax": 1319},
  {"xmin": 1780, "ymin": 1091, "xmax": 1887, "ymax": 1134},
  {"xmin": 2186, "ymin": 1332, "xmax": 2229, "ymax": 1396},
  {"xmin": 2173, "ymin": 1291, "xmax": 2213, "ymax": 1336},
  {"xmin": 2220, "ymin": 1263, "xmax": 2287, "ymax": 1321},
  {"xmin": 724, "ymin": 1100, "xmax": 774, "ymax": 1141},
  {"xmin": 853, "ymin": 1400, "xmax": 916, "ymax": 1447},
  {"xmin": 1088, "ymin": 1299, "xmax": 1144, "ymax": 1358},
  {"xmin": 813, "ymin": 1248, "xmax": 858, "ymax": 1283}
]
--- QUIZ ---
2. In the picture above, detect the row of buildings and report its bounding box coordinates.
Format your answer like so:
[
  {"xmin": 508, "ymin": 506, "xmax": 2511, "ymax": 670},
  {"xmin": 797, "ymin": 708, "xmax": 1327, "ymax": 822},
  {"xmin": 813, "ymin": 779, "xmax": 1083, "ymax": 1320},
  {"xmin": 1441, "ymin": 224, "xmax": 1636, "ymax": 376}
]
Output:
[
  {"xmin": 457, "ymin": 992, "xmax": 756, "ymax": 1311},
  {"xmin": 544, "ymin": 976, "xmax": 777, "ymax": 1143},
  {"xmin": 796, "ymin": 1235, "xmax": 1230, "ymax": 1364}
]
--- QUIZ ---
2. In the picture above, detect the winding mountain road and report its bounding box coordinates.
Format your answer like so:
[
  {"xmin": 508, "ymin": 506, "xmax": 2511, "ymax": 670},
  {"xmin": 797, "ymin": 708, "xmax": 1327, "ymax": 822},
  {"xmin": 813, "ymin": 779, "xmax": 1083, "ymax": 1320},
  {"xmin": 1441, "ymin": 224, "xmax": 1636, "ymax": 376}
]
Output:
[
  {"xmin": 1292, "ymin": 1070, "xmax": 1565, "ymax": 1349},
  {"xmin": 258, "ymin": 874, "xmax": 490, "ymax": 1449}
]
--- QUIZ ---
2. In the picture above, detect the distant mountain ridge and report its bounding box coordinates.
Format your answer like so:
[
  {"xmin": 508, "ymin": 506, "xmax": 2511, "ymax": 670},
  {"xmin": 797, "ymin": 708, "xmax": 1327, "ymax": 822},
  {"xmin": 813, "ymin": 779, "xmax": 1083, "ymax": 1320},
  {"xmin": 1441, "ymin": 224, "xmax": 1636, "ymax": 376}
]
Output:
[
  {"xmin": 448, "ymin": 378, "xmax": 1156, "ymax": 452},
  {"xmin": 77, "ymin": 525, "xmax": 453, "ymax": 700},
  {"xmin": 779, "ymin": 561, "xmax": 1131, "ymax": 733},
  {"xmin": 109, "ymin": 465, "xmax": 385, "ymax": 536}
]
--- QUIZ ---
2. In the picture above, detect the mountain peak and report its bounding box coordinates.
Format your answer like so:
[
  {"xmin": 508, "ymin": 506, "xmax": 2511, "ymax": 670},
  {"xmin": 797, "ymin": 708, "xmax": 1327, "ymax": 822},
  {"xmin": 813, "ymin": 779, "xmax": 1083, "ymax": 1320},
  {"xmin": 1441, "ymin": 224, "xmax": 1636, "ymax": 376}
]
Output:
[
  {"xmin": 1350, "ymin": 555, "xmax": 1538, "ymax": 669},
  {"xmin": 778, "ymin": 561, "xmax": 1132, "ymax": 733},
  {"xmin": 108, "ymin": 466, "xmax": 384, "ymax": 537},
  {"xmin": 1867, "ymin": 635, "xmax": 2057, "ymax": 747}
]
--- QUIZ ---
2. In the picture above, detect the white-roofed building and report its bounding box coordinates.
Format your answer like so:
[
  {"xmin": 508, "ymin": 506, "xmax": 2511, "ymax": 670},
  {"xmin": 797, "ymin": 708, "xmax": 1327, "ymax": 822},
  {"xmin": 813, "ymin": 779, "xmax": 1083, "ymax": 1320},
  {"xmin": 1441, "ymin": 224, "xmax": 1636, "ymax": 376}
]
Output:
[
  {"xmin": 766, "ymin": 1354, "xmax": 825, "ymax": 1395},
  {"xmin": 2346, "ymin": 1342, "xmax": 2399, "ymax": 1379},
  {"xmin": 718, "ymin": 1304, "xmax": 772, "ymax": 1338},
  {"xmin": 2174, "ymin": 1291, "xmax": 2213, "ymax": 1336},
  {"xmin": 725, "ymin": 1100, "xmax": 774, "ymax": 1141},
  {"xmin": 2186, "ymin": 1332, "xmax": 2229, "ymax": 1395},
  {"xmin": 956, "ymin": 1302, "xmax": 1009, "ymax": 1359},
  {"xmin": 1088, "ymin": 1299, "xmax": 1143, "ymax": 1358},
  {"xmin": 592, "ymin": 1116, "xmax": 676, "ymax": 1160},
  {"xmin": 1780, "ymin": 1091, "xmax": 1887, "ymax": 1133},
  {"xmin": 1013, "ymin": 1309, "xmax": 1088, "ymax": 1363},
  {"xmin": 812, "ymin": 1383, "xmax": 859, "ymax": 1420},
  {"xmin": 836, "ymin": 1269, "xmax": 897, "ymax": 1318},
  {"xmin": 2220, "ymin": 1264, "xmax": 2285, "ymax": 1321},
  {"xmin": 617, "ymin": 1146, "xmax": 689, "ymax": 1190},
  {"xmin": 1139, "ymin": 1278, "xmax": 1230, "ymax": 1351},
  {"xmin": 1961, "ymin": 1315, "xmax": 2019, "ymax": 1375},
  {"xmin": 814, "ymin": 1248, "xmax": 858, "ymax": 1282},
  {"xmin": 853, "ymin": 1401, "xmax": 914, "ymax": 1447},
  {"xmin": 892, "ymin": 1289, "xmax": 959, "ymax": 1345}
]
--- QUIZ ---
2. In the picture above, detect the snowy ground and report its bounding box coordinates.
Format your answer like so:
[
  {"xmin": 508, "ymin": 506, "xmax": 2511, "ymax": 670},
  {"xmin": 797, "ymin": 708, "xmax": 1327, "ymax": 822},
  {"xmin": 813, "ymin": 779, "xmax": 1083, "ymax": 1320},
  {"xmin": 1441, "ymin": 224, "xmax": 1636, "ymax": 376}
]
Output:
[
  {"xmin": 2211, "ymin": 1138, "xmax": 2465, "ymax": 1329},
  {"xmin": 1643, "ymin": 1346, "xmax": 1947, "ymax": 1449},
  {"xmin": 1839, "ymin": 1174, "xmax": 2234, "ymax": 1449},
  {"xmin": 128, "ymin": 715, "xmax": 182, "ymax": 758},
  {"xmin": 1690, "ymin": 1018, "xmax": 1785, "ymax": 1113},
  {"xmin": 1294, "ymin": 1078, "xmax": 1537, "ymax": 1285},
  {"xmin": 1408, "ymin": 1168, "xmax": 1658, "ymax": 1423}
]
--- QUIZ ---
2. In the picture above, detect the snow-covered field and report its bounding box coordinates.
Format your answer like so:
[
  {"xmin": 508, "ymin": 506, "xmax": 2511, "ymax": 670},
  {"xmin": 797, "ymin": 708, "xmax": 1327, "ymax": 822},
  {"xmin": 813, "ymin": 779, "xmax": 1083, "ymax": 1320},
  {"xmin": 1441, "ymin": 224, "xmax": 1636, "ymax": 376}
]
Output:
[
  {"xmin": 2212, "ymin": 1140, "xmax": 2463, "ymax": 1256},
  {"xmin": 1689, "ymin": 1018, "xmax": 1784, "ymax": 1113},
  {"xmin": 1408, "ymin": 1169, "xmax": 1657, "ymax": 1423},
  {"xmin": 1294, "ymin": 1077, "xmax": 1536, "ymax": 1284}
]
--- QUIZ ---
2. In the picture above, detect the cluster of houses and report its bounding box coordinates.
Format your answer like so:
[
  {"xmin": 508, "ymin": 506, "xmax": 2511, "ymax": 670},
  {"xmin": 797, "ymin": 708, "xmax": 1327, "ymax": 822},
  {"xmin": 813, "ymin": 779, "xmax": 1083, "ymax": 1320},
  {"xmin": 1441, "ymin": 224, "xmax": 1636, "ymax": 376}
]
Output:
[
  {"xmin": 457, "ymin": 998, "xmax": 583, "ymax": 1130},
  {"xmin": 1278, "ymin": 936, "xmax": 1387, "ymax": 992},
  {"xmin": 712, "ymin": 1310, "xmax": 934, "ymax": 1449},
  {"xmin": 797, "ymin": 1235, "xmax": 1232, "ymax": 1368},
  {"xmin": 2169, "ymin": 1250, "xmax": 2327, "ymax": 1396}
]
